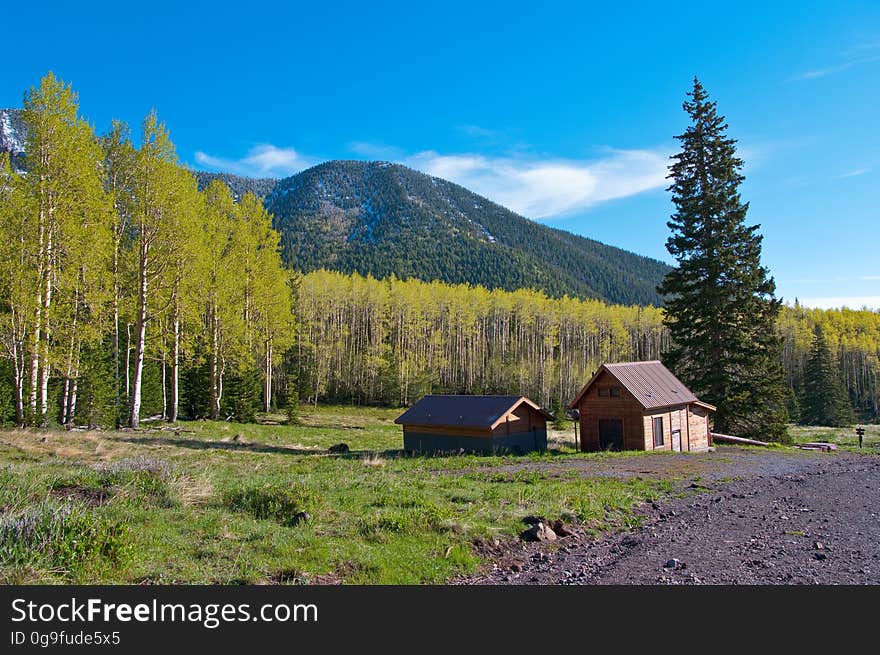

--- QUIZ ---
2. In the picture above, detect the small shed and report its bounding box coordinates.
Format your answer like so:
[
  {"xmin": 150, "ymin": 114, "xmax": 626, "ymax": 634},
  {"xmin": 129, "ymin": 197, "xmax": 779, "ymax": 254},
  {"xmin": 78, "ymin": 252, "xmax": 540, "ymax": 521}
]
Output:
[
  {"xmin": 567, "ymin": 361, "xmax": 716, "ymax": 452},
  {"xmin": 395, "ymin": 395, "xmax": 551, "ymax": 454}
]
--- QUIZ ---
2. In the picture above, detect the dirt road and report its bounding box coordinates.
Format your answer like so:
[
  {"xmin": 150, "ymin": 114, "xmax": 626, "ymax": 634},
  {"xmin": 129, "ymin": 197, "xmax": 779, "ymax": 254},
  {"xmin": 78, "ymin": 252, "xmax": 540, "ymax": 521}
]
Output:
[{"xmin": 462, "ymin": 447, "xmax": 880, "ymax": 585}]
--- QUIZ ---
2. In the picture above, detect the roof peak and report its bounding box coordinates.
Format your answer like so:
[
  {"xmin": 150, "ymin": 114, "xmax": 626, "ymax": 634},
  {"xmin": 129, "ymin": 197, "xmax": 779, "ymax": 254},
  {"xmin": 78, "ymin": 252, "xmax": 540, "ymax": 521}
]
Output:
[{"xmin": 569, "ymin": 359, "xmax": 709, "ymax": 411}]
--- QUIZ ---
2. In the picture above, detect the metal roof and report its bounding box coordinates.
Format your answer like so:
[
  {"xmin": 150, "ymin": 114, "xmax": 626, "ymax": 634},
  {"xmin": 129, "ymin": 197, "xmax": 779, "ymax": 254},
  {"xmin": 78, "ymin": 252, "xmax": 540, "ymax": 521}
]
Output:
[
  {"xmin": 394, "ymin": 395, "xmax": 550, "ymax": 429},
  {"xmin": 569, "ymin": 361, "xmax": 715, "ymax": 411}
]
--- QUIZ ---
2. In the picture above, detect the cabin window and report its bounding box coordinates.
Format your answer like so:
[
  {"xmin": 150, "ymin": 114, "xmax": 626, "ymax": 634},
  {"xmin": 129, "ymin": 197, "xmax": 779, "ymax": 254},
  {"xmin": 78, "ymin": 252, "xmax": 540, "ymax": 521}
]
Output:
[
  {"xmin": 609, "ymin": 387, "xmax": 621, "ymax": 398},
  {"xmin": 653, "ymin": 417, "xmax": 664, "ymax": 447},
  {"xmin": 598, "ymin": 386, "xmax": 621, "ymax": 398}
]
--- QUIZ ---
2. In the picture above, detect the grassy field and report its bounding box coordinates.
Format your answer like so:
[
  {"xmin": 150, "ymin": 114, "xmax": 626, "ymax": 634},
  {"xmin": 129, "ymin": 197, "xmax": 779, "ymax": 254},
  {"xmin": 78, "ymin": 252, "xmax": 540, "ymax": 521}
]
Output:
[
  {"xmin": 0, "ymin": 407, "xmax": 673, "ymax": 585},
  {"xmin": 788, "ymin": 423, "xmax": 880, "ymax": 451},
  {"xmin": 1, "ymin": 409, "xmax": 874, "ymax": 585}
]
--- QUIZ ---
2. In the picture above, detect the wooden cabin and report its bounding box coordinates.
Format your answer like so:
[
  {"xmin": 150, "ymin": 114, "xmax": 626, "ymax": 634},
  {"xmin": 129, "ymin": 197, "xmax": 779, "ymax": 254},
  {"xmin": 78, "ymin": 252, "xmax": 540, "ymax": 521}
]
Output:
[
  {"xmin": 395, "ymin": 395, "xmax": 551, "ymax": 454},
  {"xmin": 567, "ymin": 361, "xmax": 715, "ymax": 452}
]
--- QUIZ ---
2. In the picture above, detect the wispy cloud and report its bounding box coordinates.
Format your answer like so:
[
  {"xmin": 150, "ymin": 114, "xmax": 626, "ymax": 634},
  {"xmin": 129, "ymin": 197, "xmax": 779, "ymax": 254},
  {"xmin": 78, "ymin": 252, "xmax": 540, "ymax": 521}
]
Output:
[
  {"xmin": 796, "ymin": 296, "xmax": 880, "ymax": 310},
  {"xmin": 792, "ymin": 54, "xmax": 880, "ymax": 80},
  {"xmin": 194, "ymin": 145, "xmax": 317, "ymax": 178},
  {"xmin": 402, "ymin": 148, "xmax": 670, "ymax": 219},
  {"xmin": 199, "ymin": 139, "xmax": 671, "ymax": 219},
  {"xmin": 861, "ymin": 275, "xmax": 880, "ymax": 281},
  {"xmin": 838, "ymin": 168, "xmax": 869, "ymax": 178}
]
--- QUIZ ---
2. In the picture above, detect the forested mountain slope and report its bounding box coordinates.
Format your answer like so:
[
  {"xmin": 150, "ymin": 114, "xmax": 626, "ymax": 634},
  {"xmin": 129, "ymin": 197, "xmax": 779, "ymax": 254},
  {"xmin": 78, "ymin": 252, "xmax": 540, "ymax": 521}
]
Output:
[
  {"xmin": 3, "ymin": 108, "xmax": 670, "ymax": 305},
  {"xmin": 265, "ymin": 161, "xmax": 670, "ymax": 305},
  {"xmin": 194, "ymin": 172, "xmax": 277, "ymax": 200}
]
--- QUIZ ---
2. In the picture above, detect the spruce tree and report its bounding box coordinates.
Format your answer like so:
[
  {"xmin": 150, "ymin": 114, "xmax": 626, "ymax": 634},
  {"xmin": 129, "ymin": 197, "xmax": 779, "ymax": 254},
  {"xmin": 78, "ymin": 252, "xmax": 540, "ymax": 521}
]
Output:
[
  {"xmin": 659, "ymin": 78, "xmax": 789, "ymax": 442},
  {"xmin": 799, "ymin": 325, "xmax": 855, "ymax": 426}
]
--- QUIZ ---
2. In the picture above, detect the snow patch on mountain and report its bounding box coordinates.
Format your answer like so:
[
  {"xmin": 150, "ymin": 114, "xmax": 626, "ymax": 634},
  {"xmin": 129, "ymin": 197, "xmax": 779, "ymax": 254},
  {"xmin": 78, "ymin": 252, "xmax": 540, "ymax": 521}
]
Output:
[{"xmin": 0, "ymin": 109, "xmax": 25, "ymax": 154}]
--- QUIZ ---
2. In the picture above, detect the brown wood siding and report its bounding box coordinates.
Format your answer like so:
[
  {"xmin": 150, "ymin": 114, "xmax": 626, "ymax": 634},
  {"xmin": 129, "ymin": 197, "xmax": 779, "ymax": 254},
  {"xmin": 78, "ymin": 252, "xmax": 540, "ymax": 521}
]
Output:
[
  {"xmin": 577, "ymin": 370, "xmax": 646, "ymax": 451},
  {"xmin": 490, "ymin": 406, "xmax": 547, "ymax": 436},
  {"xmin": 644, "ymin": 406, "xmax": 710, "ymax": 452},
  {"xmin": 687, "ymin": 405, "xmax": 710, "ymax": 451},
  {"xmin": 642, "ymin": 410, "xmax": 674, "ymax": 451}
]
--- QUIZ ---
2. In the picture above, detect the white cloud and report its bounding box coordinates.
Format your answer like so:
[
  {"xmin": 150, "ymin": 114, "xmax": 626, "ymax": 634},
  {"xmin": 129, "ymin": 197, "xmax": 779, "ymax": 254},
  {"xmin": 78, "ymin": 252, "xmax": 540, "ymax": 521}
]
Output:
[
  {"xmin": 838, "ymin": 168, "xmax": 869, "ymax": 178},
  {"xmin": 796, "ymin": 296, "xmax": 880, "ymax": 310},
  {"xmin": 792, "ymin": 54, "xmax": 880, "ymax": 80},
  {"xmin": 195, "ymin": 144, "xmax": 316, "ymax": 178},
  {"xmin": 403, "ymin": 148, "xmax": 670, "ymax": 219},
  {"xmin": 196, "ymin": 140, "xmax": 671, "ymax": 219}
]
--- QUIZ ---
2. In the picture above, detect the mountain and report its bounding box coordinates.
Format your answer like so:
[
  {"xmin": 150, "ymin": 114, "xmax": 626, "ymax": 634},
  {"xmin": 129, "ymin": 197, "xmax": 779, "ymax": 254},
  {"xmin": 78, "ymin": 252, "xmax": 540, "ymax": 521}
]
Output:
[
  {"xmin": 265, "ymin": 161, "xmax": 670, "ymax": 305},
  {"xmin": 194, "ymin": 171, "xmax": 277, "ymax": 201},
  {"xmin": 2, "ymin": 108, "xmax": 671, "ymax": 305},
  {"xmin": 0, "ymin": 109, "xmax": 26, "ymax": 171}
]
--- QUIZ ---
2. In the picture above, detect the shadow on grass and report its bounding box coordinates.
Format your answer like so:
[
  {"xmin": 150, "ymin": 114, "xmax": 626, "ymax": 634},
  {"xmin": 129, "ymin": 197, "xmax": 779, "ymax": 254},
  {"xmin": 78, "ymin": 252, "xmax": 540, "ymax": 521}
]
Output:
[
  {"xmin": 119, "ymin": 435, "xmax": 405, "ymax": 459},
  {"xmin": 117, "ymin": 434, "xmax": 580, "ymax": 463}
]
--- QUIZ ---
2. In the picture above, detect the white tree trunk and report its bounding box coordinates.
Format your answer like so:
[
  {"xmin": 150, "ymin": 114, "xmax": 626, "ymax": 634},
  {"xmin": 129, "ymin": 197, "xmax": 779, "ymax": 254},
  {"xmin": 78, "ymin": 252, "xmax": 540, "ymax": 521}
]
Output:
[
  {"xmin": 9, "ymin": 308, "xmax": 25, "ymax": 426},
  {"xmin": 161, "ymin": 348, "xmax": 167, "ymax": 420},
  {"xmin": 129, "ymin": 243, "xmax": 148, "ymax": 428},
  {"xmin": 38, "ymin": 227, "xmax": 53, "ymax": 421},
  {"xmin": 170, "ymin": 312, "xmax": 180, "ymax": 422},
  {"xmin": 264, "ymin": 339, "xmax": 272, "ymax": 413},
  {"xmin": 28, "ymin": 265, "xmax": 43, "ymax": 417},
  {"xmin": 210, "ymin": 312, "xmax": 221, "ymax": 420},
  {"xmin": 125, "ymin": 323, "xmax": 131, "ymax": 399},
  {"xmin": 67, "ymin": 344, "xmax": 80, "ymax": 428},
  {"xmin": 112, "ymin": 244, "xmax": 121, "ymax": 426}
]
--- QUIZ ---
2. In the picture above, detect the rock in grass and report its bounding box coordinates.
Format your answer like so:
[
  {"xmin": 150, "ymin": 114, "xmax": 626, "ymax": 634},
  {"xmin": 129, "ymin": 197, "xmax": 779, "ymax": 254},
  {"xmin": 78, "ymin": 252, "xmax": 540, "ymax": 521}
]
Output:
[
  {"xmin": 328, "ymin": 443, "xmax": 350, "ymax": 453},
  {"xmin": 290, "ymin": 511, "xmax": 312, "ymax": 525},
  {"xmin": 551, "ymin": 519, "xmax": 575, "ymax": 537},
  {"xmin": 521, "ymin": 522, "xmax": 557, "ymax": 542}
]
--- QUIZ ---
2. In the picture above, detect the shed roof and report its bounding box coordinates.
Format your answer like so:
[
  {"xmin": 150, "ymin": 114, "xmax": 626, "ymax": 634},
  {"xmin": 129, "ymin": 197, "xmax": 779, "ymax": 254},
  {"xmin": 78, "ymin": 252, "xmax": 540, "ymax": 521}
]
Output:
[
  {"xmin": 568, "ymin": 361, "xmax": 716, "ymax": 412},
  {"xmin": 394, "ymin": 395, "xmax": 551, "ymax": 430}
]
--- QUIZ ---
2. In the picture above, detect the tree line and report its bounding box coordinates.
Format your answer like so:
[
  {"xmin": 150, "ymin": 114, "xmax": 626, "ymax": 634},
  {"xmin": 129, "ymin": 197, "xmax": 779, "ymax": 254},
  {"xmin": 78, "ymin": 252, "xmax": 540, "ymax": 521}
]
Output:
[
  {"xmin": 282, "ymin": 270, "xmax": 879, "ymax": 425},
  {"xmin": 0, "ymin": 73, "xmax": 293, "ymax": 428}
]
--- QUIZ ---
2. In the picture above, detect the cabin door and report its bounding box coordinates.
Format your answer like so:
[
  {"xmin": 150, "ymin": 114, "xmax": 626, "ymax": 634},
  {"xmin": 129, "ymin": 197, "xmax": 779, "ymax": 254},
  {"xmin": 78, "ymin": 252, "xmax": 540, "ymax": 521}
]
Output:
[
  {"xmin": 672, "ymin": 429, "xmax": 682, "ymax": 452},
  {"xmin": 598, "ymin": 419, "xmax": 624, "ymax": 451}
]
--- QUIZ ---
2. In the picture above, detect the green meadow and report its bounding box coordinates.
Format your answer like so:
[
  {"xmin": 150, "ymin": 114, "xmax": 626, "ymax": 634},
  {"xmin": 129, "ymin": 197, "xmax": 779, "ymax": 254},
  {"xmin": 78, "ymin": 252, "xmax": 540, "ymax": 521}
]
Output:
[{"xmin": 0, "ymin": 406, "xmax": 668, "ymax": 584}]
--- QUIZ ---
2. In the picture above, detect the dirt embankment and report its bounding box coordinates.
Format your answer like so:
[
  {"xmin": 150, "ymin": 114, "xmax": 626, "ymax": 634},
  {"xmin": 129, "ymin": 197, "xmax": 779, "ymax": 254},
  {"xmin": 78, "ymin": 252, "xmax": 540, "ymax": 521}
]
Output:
[{"xmin": 461, "ymin": 448, "xmax": 880, "ymax": 585}]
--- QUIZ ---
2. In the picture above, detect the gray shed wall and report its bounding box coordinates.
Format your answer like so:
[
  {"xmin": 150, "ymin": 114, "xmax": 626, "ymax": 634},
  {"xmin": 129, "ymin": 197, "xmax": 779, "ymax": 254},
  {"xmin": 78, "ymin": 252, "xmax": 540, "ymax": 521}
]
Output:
[{"xmin": 403, "ymin": 428, "xmax": 547, "ymax": 454}]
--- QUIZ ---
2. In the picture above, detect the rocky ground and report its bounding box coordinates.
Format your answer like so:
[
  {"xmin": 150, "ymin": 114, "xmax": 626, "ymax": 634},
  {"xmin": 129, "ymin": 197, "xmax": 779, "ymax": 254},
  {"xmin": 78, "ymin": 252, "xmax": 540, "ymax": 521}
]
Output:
[{"xmin": 460, "ymin": 447, "xmax": 880, "ymax": 585}]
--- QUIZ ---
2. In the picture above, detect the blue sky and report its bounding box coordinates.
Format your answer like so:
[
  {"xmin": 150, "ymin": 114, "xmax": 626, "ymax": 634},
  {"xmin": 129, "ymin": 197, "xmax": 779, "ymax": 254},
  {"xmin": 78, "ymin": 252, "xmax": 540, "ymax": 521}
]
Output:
[{"xmin": 2, "ymin": 1, "xmax": 878, "ymax": 308}]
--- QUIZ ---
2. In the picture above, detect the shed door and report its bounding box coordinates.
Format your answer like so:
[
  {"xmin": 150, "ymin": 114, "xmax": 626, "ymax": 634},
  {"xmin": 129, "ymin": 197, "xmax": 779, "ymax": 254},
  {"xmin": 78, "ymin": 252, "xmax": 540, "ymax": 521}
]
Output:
[
  {"xmin": 598, "ymin": 419, "xmax": 624, "ymax": 451},
  {"xmin": 672, "ymin": 429, "xmax": 682, "ymax": 452}
]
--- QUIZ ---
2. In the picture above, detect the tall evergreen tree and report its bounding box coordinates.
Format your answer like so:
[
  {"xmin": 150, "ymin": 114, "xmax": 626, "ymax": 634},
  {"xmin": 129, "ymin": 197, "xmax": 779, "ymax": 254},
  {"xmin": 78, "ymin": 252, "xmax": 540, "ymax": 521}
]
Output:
[
  {"xmin": 799, "ymin": 325, "xmax": 855, "ymax": 426},
  {"xmin": 658, "ymin": 78, "xmax": 789, "ymax": 442}
]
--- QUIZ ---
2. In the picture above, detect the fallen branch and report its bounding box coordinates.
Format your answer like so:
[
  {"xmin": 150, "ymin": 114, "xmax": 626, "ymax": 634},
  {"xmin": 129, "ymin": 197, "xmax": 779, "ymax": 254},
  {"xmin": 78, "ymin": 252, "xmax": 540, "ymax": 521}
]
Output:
[
  {"xmin": 798, "ymin": 442, "xmax": 838, "ymax": 452},
  {"xmin": 710, "ymin": 432, "xmax": 771, "ymax": 447}
]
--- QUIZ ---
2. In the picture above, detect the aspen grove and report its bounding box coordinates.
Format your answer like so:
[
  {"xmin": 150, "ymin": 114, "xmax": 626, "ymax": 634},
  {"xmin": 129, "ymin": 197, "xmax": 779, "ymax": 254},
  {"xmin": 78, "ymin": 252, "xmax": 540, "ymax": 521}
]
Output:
[
  {"xmin": 1, "ymin": 74, "xmax": 879, "ymax": 428},
  {"xmin": 0, "ymin": 74, "xmax": 294, "ymax": 428}
]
